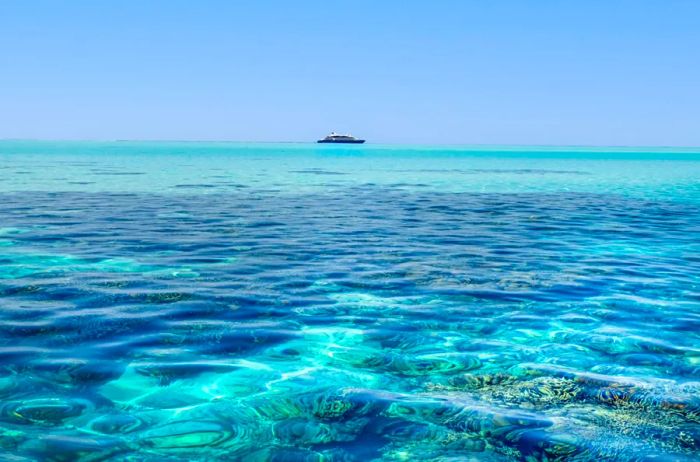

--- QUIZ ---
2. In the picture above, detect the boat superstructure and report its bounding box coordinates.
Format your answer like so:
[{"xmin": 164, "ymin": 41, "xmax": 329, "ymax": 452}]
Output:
[{"xmin": 317, "ymin": 132, "xmax": 365, "ymax": 144}]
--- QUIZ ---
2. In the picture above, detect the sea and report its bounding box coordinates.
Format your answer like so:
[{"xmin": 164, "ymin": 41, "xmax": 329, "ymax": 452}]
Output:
[{"xmin": 0, "ymin": 140, "xmax": 699, "ymax": 461}]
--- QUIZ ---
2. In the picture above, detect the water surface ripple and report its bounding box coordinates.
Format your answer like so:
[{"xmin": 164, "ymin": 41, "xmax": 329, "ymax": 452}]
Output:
[{"xmin": 0, "ymin": 146, "xmax": 700, "ymax": 461}]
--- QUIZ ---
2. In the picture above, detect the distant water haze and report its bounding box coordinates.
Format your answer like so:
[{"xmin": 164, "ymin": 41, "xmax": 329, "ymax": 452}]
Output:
[{"xmin": 1, "ymin": 141, "xmax": 699, "ymax": 203}]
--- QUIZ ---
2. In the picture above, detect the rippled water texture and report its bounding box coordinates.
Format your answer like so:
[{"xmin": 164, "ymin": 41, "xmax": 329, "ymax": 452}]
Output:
[{"xmin": 1, "ymin": 142, "xmax": 699, "ymax": 461}]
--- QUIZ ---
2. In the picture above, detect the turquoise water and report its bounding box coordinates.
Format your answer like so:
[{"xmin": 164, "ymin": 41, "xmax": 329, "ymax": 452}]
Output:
[{"xmin": 1, "ymin": 141, "xmax": 699, "ymax": 461}]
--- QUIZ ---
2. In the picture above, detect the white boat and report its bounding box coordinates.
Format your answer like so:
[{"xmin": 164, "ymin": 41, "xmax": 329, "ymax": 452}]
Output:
[{"xmin": 317, "ymin": 132, "xmax": 365, "ymax": 144}]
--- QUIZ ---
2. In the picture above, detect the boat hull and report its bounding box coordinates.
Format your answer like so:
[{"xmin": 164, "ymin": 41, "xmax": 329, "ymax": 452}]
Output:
[{"xmin": 317, "ymin": 139, "xmax": 365, "ymax": 144}]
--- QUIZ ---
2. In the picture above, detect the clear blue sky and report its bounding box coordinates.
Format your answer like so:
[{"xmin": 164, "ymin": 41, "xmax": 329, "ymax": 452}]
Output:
[{"xmin": 1, "ymin": 1, "xmax": 699, "ymax": 146}]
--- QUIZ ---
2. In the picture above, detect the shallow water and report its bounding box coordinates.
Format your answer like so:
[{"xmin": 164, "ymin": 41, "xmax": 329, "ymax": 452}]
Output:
[{"xmin": 1, "ymin": 141, "xmax": 699, "ymax": 461}]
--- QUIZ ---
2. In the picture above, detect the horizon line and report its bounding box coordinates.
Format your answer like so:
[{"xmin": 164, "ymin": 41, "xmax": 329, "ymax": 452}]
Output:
[{"xmin": 1, "ymin": 138, "xmax": 700, "ymax": 151}]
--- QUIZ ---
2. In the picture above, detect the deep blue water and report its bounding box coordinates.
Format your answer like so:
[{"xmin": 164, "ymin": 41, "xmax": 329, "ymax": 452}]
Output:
[{"xmin": 0, "ymin": 142, "xmax": 699, "ymax": 461}]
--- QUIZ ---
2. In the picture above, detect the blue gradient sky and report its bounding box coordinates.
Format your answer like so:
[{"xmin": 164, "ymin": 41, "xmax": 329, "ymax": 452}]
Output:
[{"xmin": 1, "ymin": 1, "xmax": 699, "ymax": 145}]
